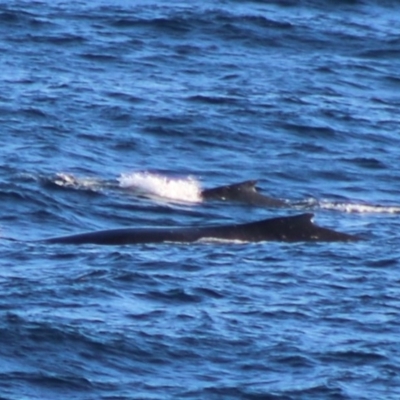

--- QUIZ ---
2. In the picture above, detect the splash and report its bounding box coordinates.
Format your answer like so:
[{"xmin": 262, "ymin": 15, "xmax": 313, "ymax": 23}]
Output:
[{"xmin": 117, "ymin": 172, "xmax": 203, "ymax": 203}]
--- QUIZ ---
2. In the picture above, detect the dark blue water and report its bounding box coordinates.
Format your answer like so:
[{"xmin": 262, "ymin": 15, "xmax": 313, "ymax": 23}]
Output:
[{"xmin": 1, "ymin": 0, "xmax": 400, "ymax": 398}]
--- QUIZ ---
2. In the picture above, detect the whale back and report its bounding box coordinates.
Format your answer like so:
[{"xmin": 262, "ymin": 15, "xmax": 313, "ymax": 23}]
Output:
[
  {"xmin": 218, "ymin": 213, "xmax": 359, "ymax": 242},
  {"xmin": 42, "ymin": 213, "xmax": 359, "ymax": 245},
  {"xmin": 201, "ymin": 180, "xmax": 285, "ymax": 207}
]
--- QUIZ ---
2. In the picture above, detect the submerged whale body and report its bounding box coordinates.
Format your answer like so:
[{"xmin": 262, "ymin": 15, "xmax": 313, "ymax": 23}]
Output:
[
  {"xmin": 42, "ymin": 213, "xmax": 359, "ymax": 245},
  {"xmin": 201, "ymin": 180, "xmax": 286, "ymax": 207}
]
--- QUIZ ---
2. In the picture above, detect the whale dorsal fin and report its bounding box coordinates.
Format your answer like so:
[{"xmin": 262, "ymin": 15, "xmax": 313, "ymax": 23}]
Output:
[
  {"xmin": 201, "ymin": 180, "xmax": 259, "ymax": 200},
  {"xmin": 254, "ymin": 213, "xmax": 314, "ymax": 228},
  {"xmin": 232, "ymin": 180, "xmax": 258, "ymax": 192},
  {"xmin": 293, "ymin": 213, "xmax": 314, "ymax": 224}
]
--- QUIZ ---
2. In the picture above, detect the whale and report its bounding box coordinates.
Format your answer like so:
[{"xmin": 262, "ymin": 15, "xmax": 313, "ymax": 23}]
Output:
[
  {"xmin": 40, "ymin": 213, "xmax": 359, "ymax": 245},
  {"xmin": 53, "ymin": 174, "xmax": 287, "ymax": 207},
  {"xmin": 201, "ymin": 180, "xmax": 286, "ymax": 207}
]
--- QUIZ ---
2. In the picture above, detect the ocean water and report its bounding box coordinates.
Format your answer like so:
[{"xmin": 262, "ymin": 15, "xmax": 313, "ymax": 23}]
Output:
[{"xmin": 1, "ymin": 0, "xmax": 400, "ymax": 398}]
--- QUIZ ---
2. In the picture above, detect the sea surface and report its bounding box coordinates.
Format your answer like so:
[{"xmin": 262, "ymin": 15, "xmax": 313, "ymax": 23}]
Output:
[{"xmin": 1, "ymin": 0, "xmax": 400, "ymax": 399}]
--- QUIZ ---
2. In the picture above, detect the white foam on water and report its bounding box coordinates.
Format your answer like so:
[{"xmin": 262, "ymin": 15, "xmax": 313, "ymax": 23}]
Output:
[
  {"xmin": 196, "ymin": 237, "xmax": 249, "ymax": 244},
  {"xmin": 117, "ymin": 172, "xmax": 203, "ymax": 203},
  {"xmin": 54, "ymin": 173, "xmax": 103, "ymax": 190},
  {"xmin": 319, "ymin": 201, "xmax": 400, "ymax": 214}
]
